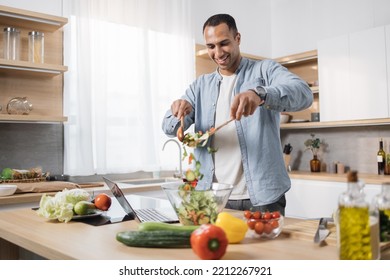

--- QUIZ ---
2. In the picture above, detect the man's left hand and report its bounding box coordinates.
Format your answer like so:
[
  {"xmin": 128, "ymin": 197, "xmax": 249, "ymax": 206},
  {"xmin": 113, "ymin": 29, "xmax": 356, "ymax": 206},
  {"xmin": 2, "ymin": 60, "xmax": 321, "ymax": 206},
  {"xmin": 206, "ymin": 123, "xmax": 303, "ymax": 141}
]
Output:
[{"xmin": 230, "ymin": 90, "xmax": 263, "ymax": 120}]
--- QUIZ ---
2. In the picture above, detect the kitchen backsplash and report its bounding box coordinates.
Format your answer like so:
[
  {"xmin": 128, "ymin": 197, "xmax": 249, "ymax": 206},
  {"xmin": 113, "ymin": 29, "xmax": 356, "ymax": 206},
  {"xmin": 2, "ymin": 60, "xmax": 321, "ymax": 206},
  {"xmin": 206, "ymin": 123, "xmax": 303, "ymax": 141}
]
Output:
[
  {"xmin": 281, "ymin": 125, "xmax": 390, "ymax": 174},
  {"xmin": 0, "ymin": 123, "xmax": 63, "ymax": 175}
]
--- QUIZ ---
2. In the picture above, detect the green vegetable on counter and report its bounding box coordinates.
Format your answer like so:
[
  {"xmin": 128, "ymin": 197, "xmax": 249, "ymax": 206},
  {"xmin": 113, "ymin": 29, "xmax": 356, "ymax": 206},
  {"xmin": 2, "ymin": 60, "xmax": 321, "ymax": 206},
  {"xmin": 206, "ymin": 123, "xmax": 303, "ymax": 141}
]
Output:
[
  {"xmin": 116, "ymin": 230, "xmax": 192, "ymax": 248},
  {"xmin": 36, "ymin": 188, "xmax": 91, "ymax": 223},
  {"xmin": 73, "ymin": 201, "xmax": 96, "ymax": 215}
]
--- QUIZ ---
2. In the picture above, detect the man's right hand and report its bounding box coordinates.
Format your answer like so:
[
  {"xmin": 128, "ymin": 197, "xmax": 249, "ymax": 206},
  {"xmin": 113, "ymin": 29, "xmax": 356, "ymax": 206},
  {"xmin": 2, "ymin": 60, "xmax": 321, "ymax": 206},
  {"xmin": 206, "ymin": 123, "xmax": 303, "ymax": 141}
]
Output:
[{"xmin": 171, "ymin": 99, "xmax": 192, "ymax": 119}]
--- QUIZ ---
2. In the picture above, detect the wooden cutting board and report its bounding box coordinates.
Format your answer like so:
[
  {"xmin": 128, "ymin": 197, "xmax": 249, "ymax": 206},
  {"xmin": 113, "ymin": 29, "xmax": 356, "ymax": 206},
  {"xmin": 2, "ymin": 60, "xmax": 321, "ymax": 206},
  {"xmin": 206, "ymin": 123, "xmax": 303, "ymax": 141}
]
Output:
[
  {"xmin": 282, "ymin": 219, "xmax": 337, "ymax": 246},
  {"xmin": 282, "ymin": 219, "xmax": 390, "ymax": 251}
]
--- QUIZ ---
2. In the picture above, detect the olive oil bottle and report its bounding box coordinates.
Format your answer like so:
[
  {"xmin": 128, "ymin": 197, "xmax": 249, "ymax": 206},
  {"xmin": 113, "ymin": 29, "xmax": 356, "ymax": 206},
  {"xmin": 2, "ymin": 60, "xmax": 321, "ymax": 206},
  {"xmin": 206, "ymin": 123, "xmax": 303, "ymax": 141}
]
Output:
[
  {"xmin": 372, "ymin": 182, "xmax": 390, "ymax": 242},
  {"xmin": 337, "ymin": 171, "xmax": 380, "ymax": 260}
]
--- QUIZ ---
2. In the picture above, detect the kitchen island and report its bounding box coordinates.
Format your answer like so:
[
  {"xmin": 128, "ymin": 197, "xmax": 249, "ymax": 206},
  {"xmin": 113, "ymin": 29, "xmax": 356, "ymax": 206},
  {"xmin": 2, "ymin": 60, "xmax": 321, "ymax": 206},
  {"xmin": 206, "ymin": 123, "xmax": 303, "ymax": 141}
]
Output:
[{"xmin": 1, "ymin": 206, "xmax": 389, "ymax": 260}]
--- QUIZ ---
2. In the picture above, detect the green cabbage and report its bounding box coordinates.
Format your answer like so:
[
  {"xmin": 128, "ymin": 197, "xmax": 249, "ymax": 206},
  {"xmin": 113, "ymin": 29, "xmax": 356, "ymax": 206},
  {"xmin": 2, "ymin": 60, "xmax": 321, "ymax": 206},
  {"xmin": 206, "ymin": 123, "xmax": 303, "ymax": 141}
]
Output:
[{"xmin": 36, "ymin": 188, "xmax": 91, "ymax": 223}]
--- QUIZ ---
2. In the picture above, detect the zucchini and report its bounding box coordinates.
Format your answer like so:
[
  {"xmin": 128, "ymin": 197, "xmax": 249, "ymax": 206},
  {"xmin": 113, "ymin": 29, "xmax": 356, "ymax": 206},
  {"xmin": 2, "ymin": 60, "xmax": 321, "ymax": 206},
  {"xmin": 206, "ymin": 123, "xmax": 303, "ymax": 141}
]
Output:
[
  {"xmin": 116, "ymin": 230, "xmax": 192, "ymax": 248},
  {"xmin": 138, "ymin": 221, "xmax": 199, "ymax": 233}
]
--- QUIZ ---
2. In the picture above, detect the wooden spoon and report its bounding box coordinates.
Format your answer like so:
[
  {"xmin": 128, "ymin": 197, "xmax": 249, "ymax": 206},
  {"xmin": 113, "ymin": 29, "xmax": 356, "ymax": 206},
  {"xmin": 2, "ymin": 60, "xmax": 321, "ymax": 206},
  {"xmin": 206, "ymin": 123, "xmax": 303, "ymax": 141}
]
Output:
[
  {"xmin": 177, "ymin": 115, "xmax": 184, "ymax": 142},
  {"xmin": 208, "ymin": 118, "xmax": 235, "ymax": 136}
]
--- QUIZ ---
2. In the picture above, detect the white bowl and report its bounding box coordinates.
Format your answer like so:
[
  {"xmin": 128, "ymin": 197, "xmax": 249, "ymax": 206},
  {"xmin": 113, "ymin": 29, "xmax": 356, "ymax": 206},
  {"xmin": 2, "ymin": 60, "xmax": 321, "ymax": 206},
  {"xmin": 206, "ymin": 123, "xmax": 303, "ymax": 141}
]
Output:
[
  {"xmin": 280, "ymin": 113, "xmax": 291, "ymax": 124},
  {"xmin": 0, "ymin": 185, "xmax": 17, "ymax": 196}
]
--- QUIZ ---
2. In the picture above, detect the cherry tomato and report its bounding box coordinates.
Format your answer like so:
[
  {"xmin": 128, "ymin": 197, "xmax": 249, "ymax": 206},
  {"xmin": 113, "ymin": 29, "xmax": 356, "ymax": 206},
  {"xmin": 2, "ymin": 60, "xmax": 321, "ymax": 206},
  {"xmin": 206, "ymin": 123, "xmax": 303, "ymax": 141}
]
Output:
[
  {"xmin": 264, "ymin": 223, "xmax": 273, "ymax": 234},
  {"xmin": 94, "ymin": 193, "xmax": 112, "ymax": 211},
  {"xmin": 262, "ymin": 211, "xmax": 272, "ymax": 220},
  {"xmin": 271, "ymin": 211, "xmax": 281, "ymax": 219},
  {"xmin": 270, "ymin": 220, "xmax": 279, "ymax": 229},
  {"xmin": 247, "ymin": 219, "xmax": 257, "ymax": 230},
  {"xmin": 252, "ymin": 211, "xmax": 261, "ymax": 219},
  {"xmin": 244, "ymin": 210, "xmax": 252, "ymax": 219},
  {"xmin": 254, "ymin": 221, "xmax": 265, "ymax": 234}
]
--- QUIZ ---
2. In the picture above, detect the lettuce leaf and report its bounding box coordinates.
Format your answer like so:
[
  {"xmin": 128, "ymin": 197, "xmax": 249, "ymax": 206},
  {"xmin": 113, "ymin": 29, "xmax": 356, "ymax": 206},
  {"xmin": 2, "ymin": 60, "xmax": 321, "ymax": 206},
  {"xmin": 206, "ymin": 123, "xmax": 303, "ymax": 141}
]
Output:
[{"xmin": 36, "ymin": 188, "xmax": 91, "ymax": 223}]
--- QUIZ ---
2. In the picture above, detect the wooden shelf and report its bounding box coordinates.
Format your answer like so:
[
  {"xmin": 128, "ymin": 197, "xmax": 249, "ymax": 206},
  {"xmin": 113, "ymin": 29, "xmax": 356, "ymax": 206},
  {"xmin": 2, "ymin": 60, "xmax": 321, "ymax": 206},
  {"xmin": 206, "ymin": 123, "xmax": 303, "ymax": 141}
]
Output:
[
  {"xmin": 0, "ymin": 5, "xmax": 67, "ymax": 32},
  {"xmin": 281, "ymin": 118, "xmax": 390, "ymax": 129},
  {"xmin": 0, "ymin": 59, "xmax": 67, "ymax": 76},
  {"xmin": 196, "ymin": 44, "xmax": 268, "ymax": 61},
  {"xmin": 275, "ymin": 50, "xmax": 318, "ymax": 65},
  {"xmin": 0, "ymin": 114, "xmax": 67, "ymax": 123}
]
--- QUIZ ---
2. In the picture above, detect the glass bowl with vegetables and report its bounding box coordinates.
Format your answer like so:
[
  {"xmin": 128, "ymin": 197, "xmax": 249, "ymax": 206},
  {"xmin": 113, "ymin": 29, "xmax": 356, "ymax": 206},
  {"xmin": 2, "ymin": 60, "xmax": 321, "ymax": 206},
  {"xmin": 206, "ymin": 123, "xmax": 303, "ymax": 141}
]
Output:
[{"xmin": 161, "ymin": 181, "xmax": 233, "ymax": 226}]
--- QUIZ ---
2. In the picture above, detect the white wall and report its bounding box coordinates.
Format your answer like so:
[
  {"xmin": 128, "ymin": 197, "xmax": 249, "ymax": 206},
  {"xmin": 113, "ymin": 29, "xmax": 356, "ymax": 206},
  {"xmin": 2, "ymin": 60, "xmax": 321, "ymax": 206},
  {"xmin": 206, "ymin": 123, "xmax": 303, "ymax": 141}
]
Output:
[
  {"xmin": 192, "ymin": 0, "xmax": 390, "ymax": 58},
  {"xmin": 190, "ymin": 0, "xmax": 272, "ymax": 58},
  {"xmin": 0, "ymin": 0, "xmax": 62, "ymax": 16}
]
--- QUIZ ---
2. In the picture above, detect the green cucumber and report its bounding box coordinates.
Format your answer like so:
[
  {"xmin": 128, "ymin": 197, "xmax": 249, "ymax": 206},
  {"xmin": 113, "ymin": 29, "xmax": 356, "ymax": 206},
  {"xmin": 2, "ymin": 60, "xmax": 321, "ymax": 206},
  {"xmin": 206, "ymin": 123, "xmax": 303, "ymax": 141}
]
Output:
[
  {"xmin": 138, "ymin": 221, "xmax": 199, "ymax": 232},
  {"xmin": 116, "ymin": 230, "xmax": 192, "ymax": 248}
]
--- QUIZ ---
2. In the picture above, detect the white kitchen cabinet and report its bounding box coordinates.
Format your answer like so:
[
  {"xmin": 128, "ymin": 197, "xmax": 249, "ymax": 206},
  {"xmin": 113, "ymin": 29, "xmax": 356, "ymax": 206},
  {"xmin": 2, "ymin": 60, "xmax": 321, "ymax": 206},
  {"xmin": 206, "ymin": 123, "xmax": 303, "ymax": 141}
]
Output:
[
  {"xmin": 386, "ymin": 25, "xmax": 390, "ymax": 116},
  {"xmin": 285, "ymin": 179, "xmax": 381, "ymax": 219},
  {"xmin": 318, "ymin": 25, "xmax": 389, "ymax": 121},
  {"xmin": 318, "ymin": 34, "xmax": 349, "ymax": 122}
]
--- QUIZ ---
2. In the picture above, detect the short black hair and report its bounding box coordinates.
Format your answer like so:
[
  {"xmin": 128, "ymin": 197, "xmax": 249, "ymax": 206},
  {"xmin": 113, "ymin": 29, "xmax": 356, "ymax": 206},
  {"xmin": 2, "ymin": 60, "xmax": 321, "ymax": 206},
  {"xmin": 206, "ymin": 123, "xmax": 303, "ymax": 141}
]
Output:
[{"xmin": 202, "ymin": 14, "xmax": 238, "ymax": 35}]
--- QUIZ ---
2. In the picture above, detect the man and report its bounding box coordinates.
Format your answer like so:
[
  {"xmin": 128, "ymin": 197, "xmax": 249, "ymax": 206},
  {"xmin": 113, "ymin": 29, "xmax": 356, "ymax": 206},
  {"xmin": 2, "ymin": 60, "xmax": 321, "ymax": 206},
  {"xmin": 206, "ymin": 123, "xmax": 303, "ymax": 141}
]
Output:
[{"xmin": 162, "ymin": 14, "xmax": 312, "ymax": 215}]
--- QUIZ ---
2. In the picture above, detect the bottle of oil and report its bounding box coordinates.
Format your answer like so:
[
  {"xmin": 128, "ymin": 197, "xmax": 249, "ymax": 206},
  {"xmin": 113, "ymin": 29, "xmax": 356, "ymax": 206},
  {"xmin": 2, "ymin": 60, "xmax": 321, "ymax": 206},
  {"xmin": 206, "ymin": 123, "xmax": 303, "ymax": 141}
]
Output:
[
  {"xmin": 372, "ymin": 182, "xmax": 390, "ymax": 242},
  {"xmin": 337, "ymin": 171, "xmax": 380, "ymax": 260}
]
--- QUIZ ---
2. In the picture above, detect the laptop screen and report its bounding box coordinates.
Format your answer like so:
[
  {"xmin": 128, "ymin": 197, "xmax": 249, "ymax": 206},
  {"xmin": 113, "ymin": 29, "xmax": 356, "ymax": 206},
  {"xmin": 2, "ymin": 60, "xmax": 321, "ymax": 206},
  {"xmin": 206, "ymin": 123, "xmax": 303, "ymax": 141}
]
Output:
[{"xmin": 103, "ymin": 177, "xmax": 137, "ymax": 220}]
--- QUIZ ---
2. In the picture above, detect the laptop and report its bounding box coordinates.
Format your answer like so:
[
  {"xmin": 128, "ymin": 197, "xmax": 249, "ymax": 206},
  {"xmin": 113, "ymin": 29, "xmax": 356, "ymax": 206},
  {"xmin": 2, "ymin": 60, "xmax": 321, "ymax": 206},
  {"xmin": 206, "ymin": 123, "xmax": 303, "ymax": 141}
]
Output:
[{"xmin": 103, "ymin": 177, "xmax": 179, "ymax": 223}]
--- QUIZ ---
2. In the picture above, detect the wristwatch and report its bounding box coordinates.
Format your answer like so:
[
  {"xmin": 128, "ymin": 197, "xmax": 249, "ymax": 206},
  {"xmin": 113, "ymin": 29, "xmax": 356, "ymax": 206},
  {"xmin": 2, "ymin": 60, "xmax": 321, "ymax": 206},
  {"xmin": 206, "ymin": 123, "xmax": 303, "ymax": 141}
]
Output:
[{"xmin": 249, "ymin": 86, "xmax": 267, "ymax": 105}]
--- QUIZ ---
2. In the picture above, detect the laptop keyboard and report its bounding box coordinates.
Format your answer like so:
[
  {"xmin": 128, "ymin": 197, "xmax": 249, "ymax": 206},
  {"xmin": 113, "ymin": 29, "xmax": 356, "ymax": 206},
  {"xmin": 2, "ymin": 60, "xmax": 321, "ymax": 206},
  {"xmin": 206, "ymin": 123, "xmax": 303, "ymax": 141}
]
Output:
[{"xmin": 135, "ymin": 208, "xmax": 174, "ymax": 222}]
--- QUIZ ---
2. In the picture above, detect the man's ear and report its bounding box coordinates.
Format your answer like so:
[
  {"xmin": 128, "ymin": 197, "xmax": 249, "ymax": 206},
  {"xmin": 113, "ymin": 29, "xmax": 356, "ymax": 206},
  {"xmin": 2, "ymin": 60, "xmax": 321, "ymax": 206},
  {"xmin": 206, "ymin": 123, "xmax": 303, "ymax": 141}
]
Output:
[{"xmin": 236, "ymin": 32, "xmax": 241, "ymax": 44}]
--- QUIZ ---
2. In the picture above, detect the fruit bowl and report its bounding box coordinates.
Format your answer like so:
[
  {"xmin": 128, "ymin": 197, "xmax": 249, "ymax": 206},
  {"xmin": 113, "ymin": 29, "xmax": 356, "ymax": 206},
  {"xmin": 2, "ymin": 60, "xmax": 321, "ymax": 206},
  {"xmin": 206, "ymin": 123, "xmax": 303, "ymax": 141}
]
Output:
[
  {"xmin": 244, "ymin": 210, "xmax": 284, "ymax": 239},
  {"xmin": 161, "ymin": 181, "xmax": 233, "ymax": 225}
]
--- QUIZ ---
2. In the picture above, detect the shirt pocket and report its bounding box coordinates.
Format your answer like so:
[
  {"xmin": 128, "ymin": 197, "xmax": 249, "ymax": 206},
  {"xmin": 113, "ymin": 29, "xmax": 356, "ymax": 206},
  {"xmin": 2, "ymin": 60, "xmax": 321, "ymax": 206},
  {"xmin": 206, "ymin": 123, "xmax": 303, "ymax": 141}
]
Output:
[{"xmin": 238, "ymin": 77, "xmax": 265, "ymax": 92}]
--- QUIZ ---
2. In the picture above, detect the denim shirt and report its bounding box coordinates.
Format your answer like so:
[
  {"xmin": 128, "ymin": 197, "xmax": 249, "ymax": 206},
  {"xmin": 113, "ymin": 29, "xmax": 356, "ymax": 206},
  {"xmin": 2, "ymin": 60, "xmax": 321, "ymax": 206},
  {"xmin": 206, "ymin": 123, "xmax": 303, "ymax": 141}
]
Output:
[{"xmin": 162, "ymin": 57, "xmax": 313, "ymax": 206}]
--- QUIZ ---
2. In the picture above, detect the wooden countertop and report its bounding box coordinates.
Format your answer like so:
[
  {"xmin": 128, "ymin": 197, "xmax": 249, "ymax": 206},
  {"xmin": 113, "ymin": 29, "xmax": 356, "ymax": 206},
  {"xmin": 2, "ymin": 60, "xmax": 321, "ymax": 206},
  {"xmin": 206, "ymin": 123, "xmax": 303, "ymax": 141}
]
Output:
[
  {"xmin": 0, "ymin": 207, "xmax": 340, "ymax": 260},
  {"xmin": 288, "ymin": 171, "xmax": 390, "ymax": 184}
]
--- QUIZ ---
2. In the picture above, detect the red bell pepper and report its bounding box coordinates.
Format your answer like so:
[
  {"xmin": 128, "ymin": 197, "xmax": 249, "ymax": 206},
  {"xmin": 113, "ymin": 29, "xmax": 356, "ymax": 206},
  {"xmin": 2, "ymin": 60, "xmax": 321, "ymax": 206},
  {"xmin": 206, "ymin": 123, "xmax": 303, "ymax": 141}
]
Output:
[{"xmin": 190, "ymin": 224, "xmax": 228, "ymax": 260}]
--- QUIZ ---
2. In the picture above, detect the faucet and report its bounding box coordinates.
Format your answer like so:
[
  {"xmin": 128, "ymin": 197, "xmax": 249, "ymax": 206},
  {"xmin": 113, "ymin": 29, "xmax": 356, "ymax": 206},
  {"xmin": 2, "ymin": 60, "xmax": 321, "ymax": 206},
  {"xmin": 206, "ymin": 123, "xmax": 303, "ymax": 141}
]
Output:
[{"xmin": 162, "ymin": 139, "xmax": 182, "ymax": 179}]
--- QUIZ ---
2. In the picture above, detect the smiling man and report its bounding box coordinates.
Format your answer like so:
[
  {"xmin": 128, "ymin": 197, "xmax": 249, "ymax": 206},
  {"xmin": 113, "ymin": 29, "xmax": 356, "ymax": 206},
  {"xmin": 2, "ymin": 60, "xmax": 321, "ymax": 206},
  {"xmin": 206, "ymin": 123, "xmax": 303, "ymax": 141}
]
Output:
[{"xmin": 162, "ymin": 14, "xmax": 313, "ymax": 215}]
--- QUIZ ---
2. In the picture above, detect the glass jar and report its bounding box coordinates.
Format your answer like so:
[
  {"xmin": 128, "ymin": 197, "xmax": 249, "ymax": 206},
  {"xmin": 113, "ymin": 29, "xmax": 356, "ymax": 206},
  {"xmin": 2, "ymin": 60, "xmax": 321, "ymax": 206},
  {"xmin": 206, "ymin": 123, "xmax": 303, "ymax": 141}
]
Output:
[
  {"xmin": 28, "ymin": 31, "xmax": 44, "ymax": 63},
  {"xmin": 6, "ymin": 97, "xmax": 33, "ymax": 115},
  {"xmin": 336, "ymin": 171, "xmax": 380, "ymax": 260},
  {"xmin": 372, "ymin": 182, "xmax": 390, "ymax": 242},
  {"xmin": 3, "ymin": 27, "xmax": 20, "ymax": 60}
]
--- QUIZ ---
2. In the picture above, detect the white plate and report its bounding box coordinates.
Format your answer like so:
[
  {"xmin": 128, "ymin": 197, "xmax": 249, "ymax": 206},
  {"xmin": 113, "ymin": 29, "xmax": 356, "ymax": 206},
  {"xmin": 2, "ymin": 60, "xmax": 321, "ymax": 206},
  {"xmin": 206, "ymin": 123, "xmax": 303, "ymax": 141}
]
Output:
[
  {"xmin": 290, "ymin": 119, "xmax": 310, "ymax": 123},
  {"xmin": 72, "ymin": 210, "xmax": 103, "ymax": 220},
  {"xmin": 0, "ymin": 184, "xmax": 17, "ymax": 196}
]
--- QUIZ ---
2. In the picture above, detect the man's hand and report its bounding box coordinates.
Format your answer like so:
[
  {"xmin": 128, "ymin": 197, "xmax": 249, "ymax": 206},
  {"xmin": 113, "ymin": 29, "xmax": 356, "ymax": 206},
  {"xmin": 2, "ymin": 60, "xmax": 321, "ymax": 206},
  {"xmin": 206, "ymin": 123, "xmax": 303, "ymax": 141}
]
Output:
[
  {"xmin": 171, "ymin": 99, "xmax": 192, "ymax": 119},
  {"xmin": 230, "ymin": 90, "xmax": 263, "ymax": 120}
]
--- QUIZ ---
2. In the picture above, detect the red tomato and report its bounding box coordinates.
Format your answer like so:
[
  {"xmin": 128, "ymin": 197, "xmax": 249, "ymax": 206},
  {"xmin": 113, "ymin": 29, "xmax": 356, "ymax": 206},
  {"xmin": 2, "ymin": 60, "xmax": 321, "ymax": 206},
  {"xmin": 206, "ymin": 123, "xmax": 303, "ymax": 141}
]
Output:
[
  {"xmin": 243, "ymin": 210, "xmax": 252, "ymax": 219},
  {"xmin": 247, "ymin": 219, "xmax": 257, "ymax": 230},
  {"xmin": 252, "ymin": 211, "xmax": 261, "ymax": 219},
  {"xmin": 262, "ymin": 211, "xmax": 272, "ymax": 220},
  {"xmin": 94, "ymin": 193, "xmax": 112, "ymax": 211},
  {"xmin": 271, "ymin": 211, "xmax": 281, "ymax": 219},
  {"xmin": 254, "ymin": 221, "xmax": 265, "ymax": 234},
  {"xmin": 264, "ymin": 223, "xmax": 273, "ymax": 234},
  {"xmin": 270, "ymin": 220, "xmax": 279, "ymax": 229}
]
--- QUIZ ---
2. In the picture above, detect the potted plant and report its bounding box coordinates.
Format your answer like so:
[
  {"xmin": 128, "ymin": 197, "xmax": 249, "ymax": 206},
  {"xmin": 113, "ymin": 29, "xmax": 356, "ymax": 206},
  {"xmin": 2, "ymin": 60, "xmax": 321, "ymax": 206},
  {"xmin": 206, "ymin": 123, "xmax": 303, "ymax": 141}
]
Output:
[{"xmin": 304, "ymin": 133, "xmax": 322, "ymax": 172}]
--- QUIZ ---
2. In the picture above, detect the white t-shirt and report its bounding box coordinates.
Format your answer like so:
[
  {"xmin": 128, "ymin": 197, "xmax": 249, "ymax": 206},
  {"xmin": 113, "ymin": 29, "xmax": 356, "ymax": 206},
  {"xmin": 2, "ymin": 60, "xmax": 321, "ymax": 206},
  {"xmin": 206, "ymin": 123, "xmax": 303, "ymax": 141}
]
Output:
[{"xmin": 213, "ymin": 73, "xmax": 248, "ymax": 200}]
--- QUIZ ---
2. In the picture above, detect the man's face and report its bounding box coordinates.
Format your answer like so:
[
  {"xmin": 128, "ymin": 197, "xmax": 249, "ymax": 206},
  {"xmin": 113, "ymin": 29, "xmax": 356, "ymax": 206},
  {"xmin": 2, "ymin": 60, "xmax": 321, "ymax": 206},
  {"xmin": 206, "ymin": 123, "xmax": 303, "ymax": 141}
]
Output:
[{"xmin": 204, "ymin": 23, "xmax": 241, "ymax": 75}]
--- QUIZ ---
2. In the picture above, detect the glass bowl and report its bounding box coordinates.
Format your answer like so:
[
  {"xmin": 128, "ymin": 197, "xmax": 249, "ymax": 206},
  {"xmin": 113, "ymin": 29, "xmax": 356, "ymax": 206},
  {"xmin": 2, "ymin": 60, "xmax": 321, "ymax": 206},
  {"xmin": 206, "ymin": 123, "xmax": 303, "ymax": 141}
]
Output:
[
  {"xmin": 244, "ymin": 210, "xmax": 284, "ymax": 239},
  {"xmin": 161, "ymin": 181, "xmax": 233, "ymax": 225}
]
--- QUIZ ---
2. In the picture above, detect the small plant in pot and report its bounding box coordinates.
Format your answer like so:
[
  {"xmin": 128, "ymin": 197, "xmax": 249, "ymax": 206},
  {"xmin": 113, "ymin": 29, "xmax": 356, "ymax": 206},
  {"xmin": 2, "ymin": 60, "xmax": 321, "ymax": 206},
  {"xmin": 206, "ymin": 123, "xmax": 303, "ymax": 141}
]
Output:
[{"xmin": 304, "ymin": 133, "xmax": 322, "ymax": 172}]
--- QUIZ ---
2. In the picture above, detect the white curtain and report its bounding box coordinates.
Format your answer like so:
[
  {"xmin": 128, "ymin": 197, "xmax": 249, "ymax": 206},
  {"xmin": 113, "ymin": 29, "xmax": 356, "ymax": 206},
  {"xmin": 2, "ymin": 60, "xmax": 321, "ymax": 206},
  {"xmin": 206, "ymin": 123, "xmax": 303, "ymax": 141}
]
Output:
[{"xmin": 62, "ymin": 0, "xmax": 195, "ymax": 176}]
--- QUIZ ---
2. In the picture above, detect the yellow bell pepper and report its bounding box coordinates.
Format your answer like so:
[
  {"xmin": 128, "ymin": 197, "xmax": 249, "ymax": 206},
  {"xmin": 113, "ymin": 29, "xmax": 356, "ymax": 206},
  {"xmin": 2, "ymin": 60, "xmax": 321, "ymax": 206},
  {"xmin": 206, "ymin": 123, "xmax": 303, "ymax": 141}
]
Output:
[{"xmin": 214, "ymin": 211, "xmax": 248, "ymax": 244}]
